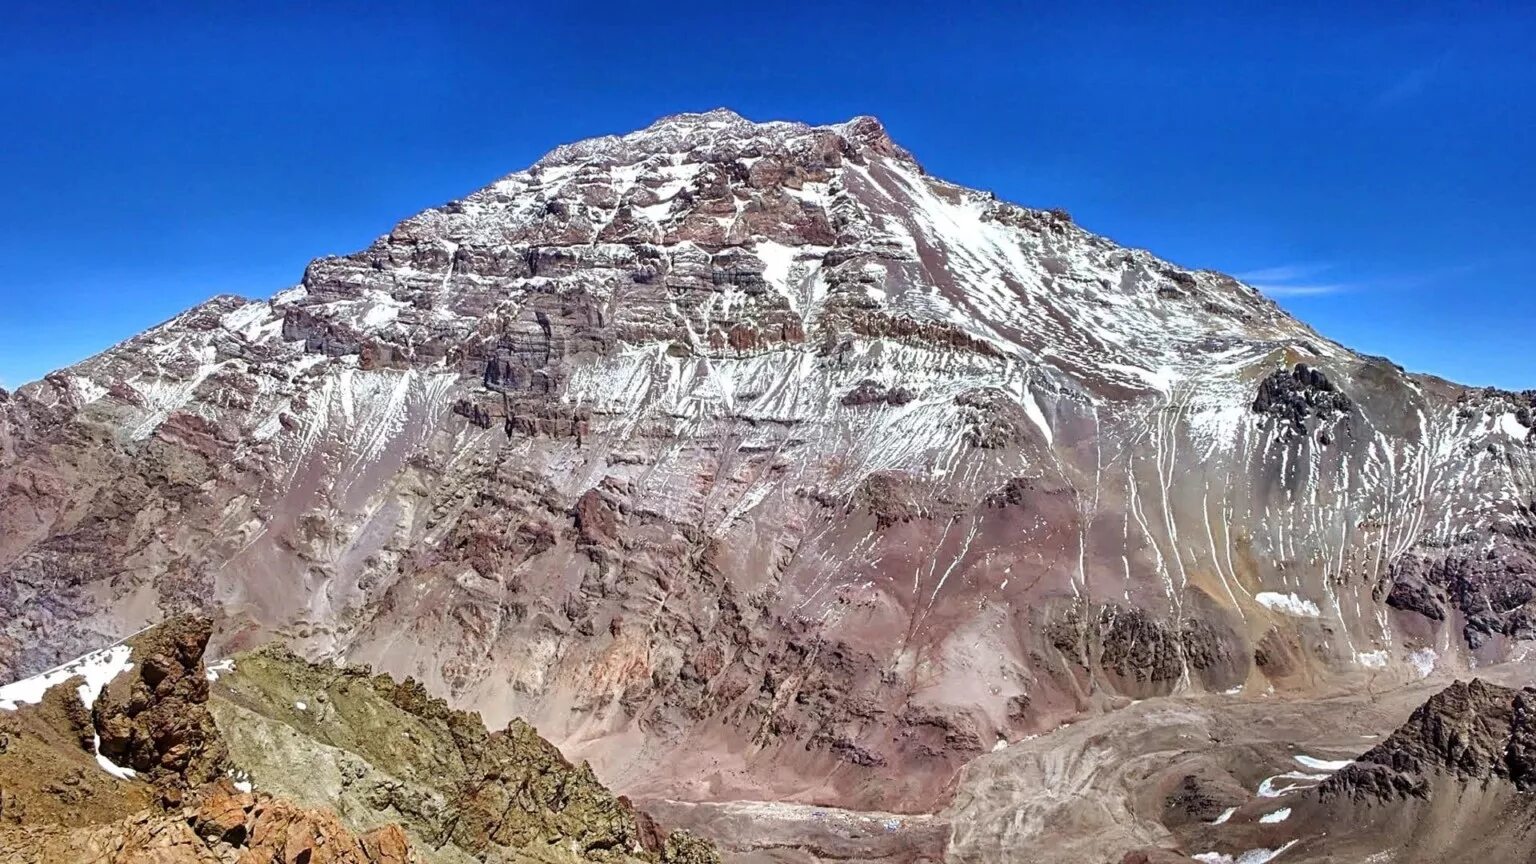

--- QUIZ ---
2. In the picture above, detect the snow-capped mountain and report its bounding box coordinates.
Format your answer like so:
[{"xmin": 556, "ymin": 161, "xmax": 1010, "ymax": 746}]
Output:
[{"xmin": 1, "ymin": 108, "xmax": 1532, "ymax": 812}]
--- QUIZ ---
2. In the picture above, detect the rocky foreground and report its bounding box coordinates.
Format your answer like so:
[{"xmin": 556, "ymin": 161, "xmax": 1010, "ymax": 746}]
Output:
[
  {"xmin": 0, "ymin": 616, "xmax": 716, "ymax": 864},
  {"xmin": 9, "ymin": 616, "xmax": 1535, "ymax": 863}
]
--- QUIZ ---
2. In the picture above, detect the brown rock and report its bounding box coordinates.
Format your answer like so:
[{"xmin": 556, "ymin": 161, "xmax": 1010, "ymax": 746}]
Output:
[
  {"xmin": 358, "ymin": 824, "xmax": 412, "ymax": 864},
  {"xmin": 0, "ymin": 784, "xmax": 415, "ymax": 864},
  {"xmin": 573, "ymin": 488, "xmax": 619, "ymax": 544},
  {"xmin": 37, "ymin": 680, "xmax": 94, "ymax": 753},
  {"xmin": 93, "ymin": 615, "xmax": 228, "ymax": 787},
  {"xmin": 1322, "ymin": 678, "xmax": 1536, "ymax": 802}
]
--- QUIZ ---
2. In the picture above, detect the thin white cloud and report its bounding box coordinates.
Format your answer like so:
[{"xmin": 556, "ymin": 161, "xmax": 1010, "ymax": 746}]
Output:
[
  {"xmin": 1236, "ymin": 263, "xmax": 1333, "ymax": 283},
  {"xmin": 1242, "ymin": 257, "xmax": 1484, "ymax": 301},
  {"xmin": 1372, "ymin": 51, "xmax": 1454, "ymax": 110},
  {"xmin": 1252, "ymin": 282, "xmax": 1353, "ymax": 298},
  {"xmin": 1239, "ymin": 263, "xmax": 1354, "ymax": 298}
]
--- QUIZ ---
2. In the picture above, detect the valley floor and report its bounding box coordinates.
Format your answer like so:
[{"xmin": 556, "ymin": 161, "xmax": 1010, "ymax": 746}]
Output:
[{"xmin": 649, "ymin": 659, "xmax": 1536, "ymax": 864}]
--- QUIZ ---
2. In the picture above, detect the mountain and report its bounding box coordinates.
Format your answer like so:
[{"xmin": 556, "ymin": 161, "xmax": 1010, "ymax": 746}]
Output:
[{"xmin": 1, "ymin": 108, "xmax": 1534, "ymax": 850}]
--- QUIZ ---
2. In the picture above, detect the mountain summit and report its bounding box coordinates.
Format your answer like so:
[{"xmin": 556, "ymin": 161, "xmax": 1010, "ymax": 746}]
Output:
[{"xmin": 1, "ymin": 111, "xmax": 1533, "ymax": 821}]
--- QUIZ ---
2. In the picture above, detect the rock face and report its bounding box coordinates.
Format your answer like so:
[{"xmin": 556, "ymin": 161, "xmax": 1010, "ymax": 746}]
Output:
[
  {"xmin": 1321, "ymin": 678, "xmax": 1536, "ymax": 801},
  {"xmin": 93, "ymin": 615, "xmax": 228, "ymax": 787},
  {"xmin": 0, "ymin": 783, "xmax": 414, "ymax": 864},
  {"xmin": 210, "ymin": 645, "xmax": 717, "ymax": 864},
  {"xmin": 1387, "ymin": 524, "xmax": 1536, "ymax": 648},
  {"xmin": 0, "ymin": 108, "xmax": 1533, "ymax": 813}
]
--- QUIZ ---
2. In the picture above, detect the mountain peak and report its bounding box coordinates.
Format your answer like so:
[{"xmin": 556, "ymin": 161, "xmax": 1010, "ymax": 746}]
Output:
[
  {"xmin": 646, "ymin": 107, "xmax": 754, "ymax": 127},
  {"xmin": 639, "ymin": 108, "xmax": 892, "ymax": 141},
  {"xmin": 534, "ymin": 107, "xmax": 912, "ymax": 169}
]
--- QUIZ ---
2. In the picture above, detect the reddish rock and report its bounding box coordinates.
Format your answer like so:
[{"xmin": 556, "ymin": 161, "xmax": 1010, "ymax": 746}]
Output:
[{"xmin": 93, "ymin": 615, "xmax": 228, "ymax": 787}]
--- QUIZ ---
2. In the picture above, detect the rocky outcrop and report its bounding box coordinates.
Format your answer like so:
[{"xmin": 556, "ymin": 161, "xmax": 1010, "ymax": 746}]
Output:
[
  {"xmin": 1321, "ymin": 679, "xmax": 1536, "ymax": 802},
  {"xmin": 0, "ymin": 782, "xmax": 413, "ymax": 864},
  {"xmin": 840, "ymin": 379, "xmax": 915, "ymax": 407},
  {"xmin": 1047, "ymin": 602, "xmax": 1243, "ymax": 693},
  {"xmin": 1386, "ymin": 522, "xmax": 1536, "ymax": 647},
  {"xmin": 93, "ymin": 615, "xmax": 228, "ymax": 788},
  {"xmin": 1160, "ymin": 772, "xmax": 1245, "ymax": 827},
  {"xmin": 210, "ymin": 645, "xmax": 716, "ymax": 864},
  {"xmin": 1251, "ymin": 362, "xmax": 1353, "ymax": 434}
]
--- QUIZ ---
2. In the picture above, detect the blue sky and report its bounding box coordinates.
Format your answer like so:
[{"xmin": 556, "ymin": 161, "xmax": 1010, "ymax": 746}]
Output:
[{"xmin": 1, "ymin": 2, "xmax": 1532, "ymax": 389}]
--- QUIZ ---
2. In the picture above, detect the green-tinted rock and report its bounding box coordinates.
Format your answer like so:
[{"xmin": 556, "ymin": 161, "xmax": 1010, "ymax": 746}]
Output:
[{"xmin": 210, "ymin": 645, "xmax": 714, "ymax": 864}]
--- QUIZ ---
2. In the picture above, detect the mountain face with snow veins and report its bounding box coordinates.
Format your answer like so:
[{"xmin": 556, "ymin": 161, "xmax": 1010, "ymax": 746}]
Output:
[{"xmin": 2, "ymin": 109, "xmax": 1535, "ymax": 859}]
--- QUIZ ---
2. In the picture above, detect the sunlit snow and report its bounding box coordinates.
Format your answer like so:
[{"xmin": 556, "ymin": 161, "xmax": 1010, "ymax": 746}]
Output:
[
  {"xmin": 1254, "ymin": 592, "xmax": 1320, "ymax": 617},
  {"xmin": 0, "ymin": 643, "xmax": 140, "ymax": 779}
]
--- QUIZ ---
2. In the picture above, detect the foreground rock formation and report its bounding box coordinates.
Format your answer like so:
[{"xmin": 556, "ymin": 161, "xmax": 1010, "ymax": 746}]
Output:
[
  {"xmin": 0, "ymin": 108, "xmax": 1533, "ymax": 859},
  {"xmin": 0, "ymin": 616, "xmax": 413, "ymax": 862},
  {"xmin": 0, "ymin": 617, "xmax": 716, "ymax": 864},
  {"xmin": 211, "ymin": 645, "xmax": 717, "ymax": 864},
  {"xmin": 1, "ymin": 785, "xmax": 413, "ymax": 864}
]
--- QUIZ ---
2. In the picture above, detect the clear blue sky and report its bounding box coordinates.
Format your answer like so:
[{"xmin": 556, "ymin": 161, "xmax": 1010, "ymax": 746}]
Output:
[{"xmin": 2, "ymin": 2, "xmax": 1532, "ymax": 389}]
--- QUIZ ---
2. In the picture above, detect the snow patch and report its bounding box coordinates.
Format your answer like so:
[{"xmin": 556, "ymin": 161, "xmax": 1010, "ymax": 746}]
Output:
[
  {"xmin": 1259, "ymin": 807, "xmax": 1291, "ymax": 824},
  {"xmin": 1194, "ymin": 841, "xmax": 1299, "ymax": 864},
  {"xmin": 1254, "ymin": 592, "xmax": 1320, "ymax": 617},
  {"xmin": 1023, "ymin": 387, "xmax": 1054, "ymax": 446},
  {"xmin": 1355, "ymin": 650, "xmax": 1389, "ymax": 668},
  {"xmin": 95, "ymin": 741, "xmax": 137, "ymax": 780},
  {"xmin": 1294, "ymin": 754, "xmax": 1352, "ymax": 771},
  {"xmin": 0, "ymin": 642, "xmax": 143, "ymax": 780},
  {"xmin": 220, "ymin": 301, "xmax": 275, "ymax": 340},
  {"xmin": 0, "ymin": 644, "xmax": 134, "ymax": 712},
  {"xmin": 1257, "ymin": 771, "xmax": 1330, "ymax": 797},
  {"xmin": 1409, "ymin": 647, "xmax": 1437, "ymax": 679},
  {"xmin": 205, "ymin": 658, "xmax": 236, "ymax": 682},
  {"xmin": 294, "ymin": 701, "xmax": 308, "ymax": 711},
  {"xmin": 1211, "ymin": 806, "xmax": 1237, "ymax": 825},
  {"xmin": 1497, "ymin": 412, "xmax": 1529, "ymax": 438},
  {"xmin": 1100, "ymin": 362, "xmax": 1178, "ymax": 394},
  {"xmin": 753, "ymin": 240, "xmax": 802, "ymax": 310},
  {"xmin": 228, "ymin": 768, "xmax": 255, "ymax": 793}
]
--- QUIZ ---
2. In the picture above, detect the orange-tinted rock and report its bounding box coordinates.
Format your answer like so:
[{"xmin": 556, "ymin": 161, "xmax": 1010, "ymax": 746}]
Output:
[{"xmin": 0, "ymin": 784, "xmax": 415, "ymax": 864}]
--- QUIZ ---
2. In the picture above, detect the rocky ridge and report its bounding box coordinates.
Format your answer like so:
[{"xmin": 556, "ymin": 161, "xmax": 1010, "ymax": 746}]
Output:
[
  {"xmin": 211, "ymin": 645, "xmax": 717, "ymax": 864},
  {"xmin": 0, "ymin": 616, "xmax": 413, "ymax": 862},
  {"xmin": 1320, "ymin": 677, "xmax": 1536, "ymax": 800},
  {"xmin": 0, "ymin": 617, "xmax": 717, "ymax": 864}
]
